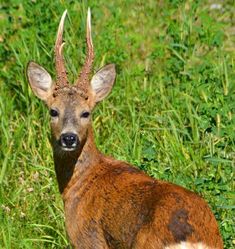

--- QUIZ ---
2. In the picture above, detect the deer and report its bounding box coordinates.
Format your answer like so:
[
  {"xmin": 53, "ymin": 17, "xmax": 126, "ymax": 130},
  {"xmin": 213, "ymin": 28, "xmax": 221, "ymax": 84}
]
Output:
[{"xmin": 26, "ymin": 9, "xmax": 223, "ymax": 249}]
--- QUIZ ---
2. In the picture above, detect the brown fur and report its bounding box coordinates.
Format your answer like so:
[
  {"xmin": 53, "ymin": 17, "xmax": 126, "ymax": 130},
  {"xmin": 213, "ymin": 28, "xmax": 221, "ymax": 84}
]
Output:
[
  {"xmin": 27, "ymin": 10, "xmax": 223, "ymax": 249},
  {"xmin": 56, "ymin": 129, "xmax": 223, "ymax": 248}
]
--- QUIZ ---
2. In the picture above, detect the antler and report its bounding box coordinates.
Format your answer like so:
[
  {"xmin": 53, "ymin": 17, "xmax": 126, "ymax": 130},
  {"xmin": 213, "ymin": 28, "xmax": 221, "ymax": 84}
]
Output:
[
  {"xmin": 76, "ymin": 8, "xmax": 94, "ymax": 89},
  {"xmin": 55, "ymin": 10, "xmax": 68, "ymax": 88}
]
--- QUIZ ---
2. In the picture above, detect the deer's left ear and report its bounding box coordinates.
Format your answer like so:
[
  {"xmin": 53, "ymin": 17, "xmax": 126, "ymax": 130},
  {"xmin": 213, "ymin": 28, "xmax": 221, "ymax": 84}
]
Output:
[{"xmin": 91, "ymin": 64, "xmax": 116, "ymax": 103}]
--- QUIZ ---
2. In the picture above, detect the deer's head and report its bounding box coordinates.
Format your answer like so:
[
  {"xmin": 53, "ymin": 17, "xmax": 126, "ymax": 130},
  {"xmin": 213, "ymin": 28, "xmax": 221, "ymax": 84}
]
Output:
[{"xmin": 27, "ymin": 9, "xmax": 116, "ymax": 153}]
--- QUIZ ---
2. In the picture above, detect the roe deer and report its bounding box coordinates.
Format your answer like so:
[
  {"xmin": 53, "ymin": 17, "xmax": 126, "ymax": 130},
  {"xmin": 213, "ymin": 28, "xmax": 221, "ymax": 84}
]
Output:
[{"xmin": 27, "ymin": 9, "xmax": 223, "ymax": 249}]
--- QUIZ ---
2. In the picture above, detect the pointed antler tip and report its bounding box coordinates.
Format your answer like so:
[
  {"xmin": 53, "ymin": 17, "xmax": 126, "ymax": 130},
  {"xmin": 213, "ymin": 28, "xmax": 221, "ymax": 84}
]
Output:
[
  {"xmin": 57, "ymin": 10, "xmax": 67, "ymax": 33},
  {"xmin": 63, "ymin": 9, "xmax": 68, "ymax": 18},
  {"xmin": 87, "ymin": 8, "xmax": 91, "ymax": 27},
  {"xmin": 86, "ymin": 7, "xmax": 93, "ymax": 49},
  {"xmin": 76, "ymin": 7, "xmax": 94, "ymax": 87},
  {"xmin": 55, "ymin": 10, "xmax": 69, "ymax": 87},
  {"xmin": 87, "ymin": 7, "xmax": 91, "ymax": 15}
]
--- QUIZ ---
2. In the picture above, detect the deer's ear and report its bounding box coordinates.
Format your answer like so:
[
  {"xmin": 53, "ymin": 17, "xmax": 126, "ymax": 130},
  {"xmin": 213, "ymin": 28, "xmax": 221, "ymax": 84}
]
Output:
[
  {"xmin": 91, "ymin": 64, "xmax": 116, "ymax": 103},
  {"xmin": 27, "ymin": 61, "xmax": 54, "ymax": 101}
]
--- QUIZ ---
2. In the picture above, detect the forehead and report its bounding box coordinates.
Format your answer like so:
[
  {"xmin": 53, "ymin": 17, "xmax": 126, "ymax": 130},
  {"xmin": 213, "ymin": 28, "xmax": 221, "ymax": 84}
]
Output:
[{"xmin": 51, "ymin": 86, "xmax": 90, "ymax": 109}]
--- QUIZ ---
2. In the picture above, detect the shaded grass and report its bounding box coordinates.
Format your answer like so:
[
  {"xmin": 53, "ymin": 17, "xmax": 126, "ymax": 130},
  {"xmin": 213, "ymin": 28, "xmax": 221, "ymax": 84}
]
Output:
[{"xmin": 0, "ymin": 0, "xmax": 234, "ymax": 248}]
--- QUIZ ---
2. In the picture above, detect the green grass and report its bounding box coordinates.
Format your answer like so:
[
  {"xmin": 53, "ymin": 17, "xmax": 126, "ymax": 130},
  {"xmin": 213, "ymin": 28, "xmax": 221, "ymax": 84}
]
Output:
[{"xmin": 0, "ymin": 0, "xmax": 234, "ymax": 248}]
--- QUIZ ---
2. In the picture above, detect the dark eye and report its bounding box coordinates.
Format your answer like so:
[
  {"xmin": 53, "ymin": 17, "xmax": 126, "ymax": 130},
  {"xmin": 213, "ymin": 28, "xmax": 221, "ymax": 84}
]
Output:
[
  {"xmin": 50, "ymin": 109, "xmax": 59, "ymax": 117},
  {"xmin": 81, "ymin": 112, "xmax": 90, "ymax": 118}
]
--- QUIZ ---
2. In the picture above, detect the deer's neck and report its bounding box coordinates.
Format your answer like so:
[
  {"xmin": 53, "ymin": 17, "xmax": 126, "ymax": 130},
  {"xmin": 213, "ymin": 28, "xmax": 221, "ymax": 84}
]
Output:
[{"xmin": 52, "ymin": 126, "xmax": 100, "ymax": 195}]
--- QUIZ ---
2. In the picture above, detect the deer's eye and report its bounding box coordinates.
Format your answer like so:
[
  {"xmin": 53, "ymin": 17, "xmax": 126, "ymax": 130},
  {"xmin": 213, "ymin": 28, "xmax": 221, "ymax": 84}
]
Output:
[
  {"xmin": 81, "ymin": 112, "xmax": 90, "ymax": 118},
  {"xmin": 50, "ymin": 109, "xmax": 59, "ymax": 117}
]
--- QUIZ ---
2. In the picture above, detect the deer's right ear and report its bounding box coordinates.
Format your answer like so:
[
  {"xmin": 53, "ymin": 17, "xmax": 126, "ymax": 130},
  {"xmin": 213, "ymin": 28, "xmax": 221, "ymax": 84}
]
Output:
[{"xmin": 27, "ymin": 61, "xmax": 53, "ymax": 101}]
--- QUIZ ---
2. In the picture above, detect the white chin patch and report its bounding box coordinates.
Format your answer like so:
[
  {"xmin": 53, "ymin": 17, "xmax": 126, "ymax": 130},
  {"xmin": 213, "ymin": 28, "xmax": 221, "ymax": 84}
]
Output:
[{"xmin": 61, "ymin": 147, "xmax": 76, "ymax": 152}]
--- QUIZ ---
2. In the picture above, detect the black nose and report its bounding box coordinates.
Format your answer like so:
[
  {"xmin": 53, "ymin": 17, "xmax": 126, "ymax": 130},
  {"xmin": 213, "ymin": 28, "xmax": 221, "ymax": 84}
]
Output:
[{"xmin": 60, "ymin": 133, "xmax": 78, "ymax": 148}]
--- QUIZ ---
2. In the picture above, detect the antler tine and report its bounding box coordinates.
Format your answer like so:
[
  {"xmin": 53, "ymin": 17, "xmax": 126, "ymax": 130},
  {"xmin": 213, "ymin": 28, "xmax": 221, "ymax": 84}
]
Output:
[
  {"xmin": 55, "ymin": 10, "xmax": 68, "ymax": 88},
  {"xmin": 76, "ymin": 8, "xmax": 94, "ymax": 88}
]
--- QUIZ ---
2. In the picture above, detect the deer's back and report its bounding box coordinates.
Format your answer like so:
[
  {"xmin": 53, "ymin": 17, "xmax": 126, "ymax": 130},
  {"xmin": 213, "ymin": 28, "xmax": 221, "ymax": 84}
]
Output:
[{"xmin": 64, "ymin": 158, "xmax": 223, "ymax": 249}]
